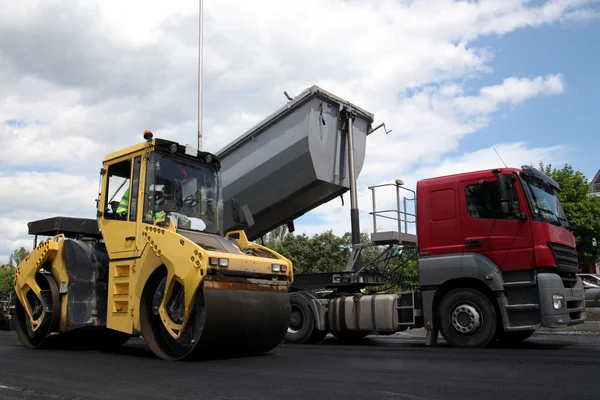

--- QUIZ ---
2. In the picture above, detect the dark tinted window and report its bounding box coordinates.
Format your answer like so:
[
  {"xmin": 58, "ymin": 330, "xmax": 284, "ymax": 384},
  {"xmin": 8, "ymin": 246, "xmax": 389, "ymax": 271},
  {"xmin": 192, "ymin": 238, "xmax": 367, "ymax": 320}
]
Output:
[{"xmin": 465, "ymin": 181, "xmax": 518, "ymax": 220}]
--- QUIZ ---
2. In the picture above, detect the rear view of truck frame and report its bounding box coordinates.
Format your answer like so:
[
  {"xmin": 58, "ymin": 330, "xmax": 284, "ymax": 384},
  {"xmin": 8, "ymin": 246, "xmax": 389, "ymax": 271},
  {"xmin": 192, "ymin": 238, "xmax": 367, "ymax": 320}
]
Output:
[{"xmin": 217, "ymin": 85, "xmax": 587, "ymax": 348}]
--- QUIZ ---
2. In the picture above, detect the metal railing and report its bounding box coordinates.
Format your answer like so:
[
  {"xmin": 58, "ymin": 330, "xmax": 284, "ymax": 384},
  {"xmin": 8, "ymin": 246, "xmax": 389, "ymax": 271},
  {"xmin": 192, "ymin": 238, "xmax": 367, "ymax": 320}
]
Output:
[{"xmin": 368, "ymin": 181, "xmax": 416, "ymax": 236}]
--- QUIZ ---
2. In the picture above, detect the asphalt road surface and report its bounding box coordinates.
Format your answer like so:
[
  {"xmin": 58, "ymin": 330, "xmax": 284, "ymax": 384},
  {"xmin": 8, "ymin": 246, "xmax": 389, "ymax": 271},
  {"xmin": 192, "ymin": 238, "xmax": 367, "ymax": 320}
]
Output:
[{"xmin": 0, "ymin": 330, "xmax": 598, "ymax": 400}]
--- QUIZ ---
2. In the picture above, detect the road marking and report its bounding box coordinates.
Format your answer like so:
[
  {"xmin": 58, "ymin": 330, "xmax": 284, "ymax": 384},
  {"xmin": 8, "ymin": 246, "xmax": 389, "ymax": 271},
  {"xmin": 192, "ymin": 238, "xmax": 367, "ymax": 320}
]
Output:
[
  {"xmin": 0, "ymin": 383, "xmax": 67, "ymax": 398},
  {"xmin": 376, "ymin": 390, "xmax": 429, "ymax": 399}
]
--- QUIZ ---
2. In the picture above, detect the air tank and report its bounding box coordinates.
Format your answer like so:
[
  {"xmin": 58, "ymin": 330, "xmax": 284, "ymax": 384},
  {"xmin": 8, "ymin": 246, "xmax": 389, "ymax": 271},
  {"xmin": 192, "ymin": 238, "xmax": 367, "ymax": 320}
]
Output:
[{"xmin": 216, "ymin": 85, "xmax": 374, "ymax": 241}]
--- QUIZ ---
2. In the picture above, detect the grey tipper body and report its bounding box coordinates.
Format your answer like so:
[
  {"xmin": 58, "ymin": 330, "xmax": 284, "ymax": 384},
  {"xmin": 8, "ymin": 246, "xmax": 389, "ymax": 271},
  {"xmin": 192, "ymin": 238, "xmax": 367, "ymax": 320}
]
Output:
[{"xmin": 217, "ymin": 85, "xmax": 372, "ymax": 241}]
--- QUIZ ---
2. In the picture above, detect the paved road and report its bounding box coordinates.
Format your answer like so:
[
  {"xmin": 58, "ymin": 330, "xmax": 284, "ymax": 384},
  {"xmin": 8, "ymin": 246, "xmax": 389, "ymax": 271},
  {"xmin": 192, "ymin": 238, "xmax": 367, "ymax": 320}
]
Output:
[{"xmin": 0, "ymin": 330, "xmax": 598, "ymax": 400}]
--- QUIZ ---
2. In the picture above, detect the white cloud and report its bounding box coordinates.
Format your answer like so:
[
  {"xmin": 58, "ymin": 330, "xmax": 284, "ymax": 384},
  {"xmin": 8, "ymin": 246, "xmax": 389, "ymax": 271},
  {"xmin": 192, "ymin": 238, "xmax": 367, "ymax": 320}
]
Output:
[{"xmin": 0, "ymin": 0, "xmax": 593, "ymax": 263}]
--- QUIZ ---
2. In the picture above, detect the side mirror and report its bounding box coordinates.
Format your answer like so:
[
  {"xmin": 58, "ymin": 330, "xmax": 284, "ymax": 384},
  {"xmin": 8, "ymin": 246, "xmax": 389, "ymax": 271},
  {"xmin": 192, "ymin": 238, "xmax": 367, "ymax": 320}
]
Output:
[{"xmin": 496, "ymin": 174, "xmax": 515, "ymax": 214}]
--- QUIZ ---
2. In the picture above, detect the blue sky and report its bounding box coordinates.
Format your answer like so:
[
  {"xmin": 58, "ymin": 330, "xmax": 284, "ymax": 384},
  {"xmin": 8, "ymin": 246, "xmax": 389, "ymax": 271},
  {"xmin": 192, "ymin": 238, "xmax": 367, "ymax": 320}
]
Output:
[{"xmin": 461, "ymin": 17, "xmax": 600, "ymax": 180}]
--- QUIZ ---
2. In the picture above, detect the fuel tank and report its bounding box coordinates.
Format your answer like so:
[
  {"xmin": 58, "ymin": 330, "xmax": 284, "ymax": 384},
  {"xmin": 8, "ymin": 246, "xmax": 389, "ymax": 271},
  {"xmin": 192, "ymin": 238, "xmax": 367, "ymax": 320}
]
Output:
[{"xmin": 217, "ymin": 85, "xmax": 375, "ymax": 241}]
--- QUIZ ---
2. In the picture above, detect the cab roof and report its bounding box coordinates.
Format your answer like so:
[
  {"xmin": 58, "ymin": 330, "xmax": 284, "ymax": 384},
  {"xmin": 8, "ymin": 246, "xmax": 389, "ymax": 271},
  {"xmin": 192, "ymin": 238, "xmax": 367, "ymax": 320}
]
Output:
[
  {"xmin": 102, "ymin": 134, "xmax": 221, "ymax": 169},
  {"xmin": 417, "ymin": 165, "xmax": 560, "ymax": 191},
  {"xmin": 418, "ymin": 167, "xmax": 522, "ymax": 185}
]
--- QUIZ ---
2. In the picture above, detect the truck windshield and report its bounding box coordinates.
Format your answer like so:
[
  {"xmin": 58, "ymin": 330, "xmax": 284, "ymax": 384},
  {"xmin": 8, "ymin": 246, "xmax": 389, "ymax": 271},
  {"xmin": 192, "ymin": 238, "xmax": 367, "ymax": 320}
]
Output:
[
  {"xmin": 521, "ymin": 174, "xmax": 569, "ymax": 228},
  {"xmin": 143, "ymin": 152, "xmax": 223, "ymax": 234}
]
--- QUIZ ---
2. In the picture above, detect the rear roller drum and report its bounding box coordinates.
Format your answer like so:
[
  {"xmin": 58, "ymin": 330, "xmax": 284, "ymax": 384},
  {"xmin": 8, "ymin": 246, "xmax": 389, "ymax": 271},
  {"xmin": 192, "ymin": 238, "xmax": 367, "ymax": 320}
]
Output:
[
  {"xmin": 140, "ymin": 270, "xmax": 206, "ymax": 361},
  {"xmin": 14, "ymin": 272, "xmax": 60, "ymax": 349}
]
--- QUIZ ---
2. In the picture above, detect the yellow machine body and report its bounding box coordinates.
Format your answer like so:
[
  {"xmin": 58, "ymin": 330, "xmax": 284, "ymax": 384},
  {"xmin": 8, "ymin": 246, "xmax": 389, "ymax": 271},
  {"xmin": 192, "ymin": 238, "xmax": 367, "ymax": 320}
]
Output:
[{"xmin": 13, "ymin": 135, "xmax": 294, "ymax": 360}]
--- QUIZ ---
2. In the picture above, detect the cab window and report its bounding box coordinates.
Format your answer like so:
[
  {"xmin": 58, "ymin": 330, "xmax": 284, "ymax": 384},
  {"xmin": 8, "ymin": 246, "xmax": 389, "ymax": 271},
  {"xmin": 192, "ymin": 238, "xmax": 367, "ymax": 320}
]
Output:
[
  {"xmin": 104, "ymin": 158, "xmax": 135, "ymax": 220},
  {"xmin": 465, "ymin": 180, "xmax": 519, "ymax": 220}
]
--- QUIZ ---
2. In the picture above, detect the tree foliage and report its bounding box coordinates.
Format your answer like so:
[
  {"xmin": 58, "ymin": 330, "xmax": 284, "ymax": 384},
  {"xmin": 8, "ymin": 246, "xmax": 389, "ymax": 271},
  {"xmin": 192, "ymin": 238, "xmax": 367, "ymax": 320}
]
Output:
[
  {"xmin": 8, "ymin": 247, "xmax": 29, "ymax": 267},
  {"xmin": 0, "ymin": 265, "xmax": 15, "ymax": 292},
  {"xmin": 0, "ymin": 247, "xmax": 29, "ymax": 293},
  {"xmin": 539, "ymin": 162, "xmax": 600, "ymax": 265},
  {"xmin": 261, "ymin": 228, "xmax": 419, "ymax": 291}
]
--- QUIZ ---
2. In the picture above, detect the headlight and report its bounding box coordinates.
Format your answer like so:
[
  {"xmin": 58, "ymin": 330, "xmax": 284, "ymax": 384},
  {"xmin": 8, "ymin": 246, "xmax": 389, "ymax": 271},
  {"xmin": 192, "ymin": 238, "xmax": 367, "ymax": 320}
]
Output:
[
  {"xmin": 271, "ymin": 264, "xmax": 287, "ymax": 273},
  {"xmin": 208, "ymin": 257, "xmax": 229, "ymax": 268},
  {"xmin": 552, "ymin": 294, "xmax": 564, "ymax": 309}
]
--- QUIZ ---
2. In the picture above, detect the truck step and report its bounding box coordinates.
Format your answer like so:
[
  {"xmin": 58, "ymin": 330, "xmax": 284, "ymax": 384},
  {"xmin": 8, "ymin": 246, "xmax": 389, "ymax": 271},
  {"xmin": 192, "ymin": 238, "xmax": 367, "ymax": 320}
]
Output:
[
  {"xmin": 504, "ymin": 324, "xmax": 540, "ymax": 331},
  {"xmin": 396, "ymin": 291, "xmax": 422, "ymax": 326},
  {"xmin": 504, "ymin": 303, "xmax": 540, "ymax": 310},
  {"xmin": 503, "ymin": 280, "xmax": 537, "ymax": 287}
]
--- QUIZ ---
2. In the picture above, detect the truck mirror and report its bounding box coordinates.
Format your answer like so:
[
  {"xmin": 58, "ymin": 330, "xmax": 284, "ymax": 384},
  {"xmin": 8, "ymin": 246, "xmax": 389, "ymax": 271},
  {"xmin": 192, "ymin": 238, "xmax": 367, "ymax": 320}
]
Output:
[{"xmin": 496, "ymin": 174, "xmax": 515, "ymax": 214}]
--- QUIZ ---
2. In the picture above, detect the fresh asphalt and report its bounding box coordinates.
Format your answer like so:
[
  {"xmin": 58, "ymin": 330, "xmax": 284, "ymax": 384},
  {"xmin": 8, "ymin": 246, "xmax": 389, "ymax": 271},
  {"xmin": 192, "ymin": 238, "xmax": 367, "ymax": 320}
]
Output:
[{"xmin": 0, "ymin": 330, "xmax": 598, "ymax": 400}]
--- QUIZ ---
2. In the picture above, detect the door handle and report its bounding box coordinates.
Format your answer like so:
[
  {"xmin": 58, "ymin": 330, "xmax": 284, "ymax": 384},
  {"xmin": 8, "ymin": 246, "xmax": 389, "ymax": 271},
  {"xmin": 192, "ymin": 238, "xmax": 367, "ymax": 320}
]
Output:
[
  {"xmin": 125, "ymin": 236, "xmax": 135, "ymax": 241},
  {"xmin": 465, "ymin": 240, "xmax": 481, "ymax": 248}
]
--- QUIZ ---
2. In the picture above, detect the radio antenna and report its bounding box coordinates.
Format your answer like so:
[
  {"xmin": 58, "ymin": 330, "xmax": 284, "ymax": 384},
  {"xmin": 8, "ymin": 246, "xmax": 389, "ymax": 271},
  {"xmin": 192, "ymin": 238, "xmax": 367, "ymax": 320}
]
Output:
[
  {"xmin": 493, "ymin": 146, "xmax": 508, "ymax": 168},
  {"xmin": 197, "ymin": 0, "xmax": 204, "ymax": 151}
]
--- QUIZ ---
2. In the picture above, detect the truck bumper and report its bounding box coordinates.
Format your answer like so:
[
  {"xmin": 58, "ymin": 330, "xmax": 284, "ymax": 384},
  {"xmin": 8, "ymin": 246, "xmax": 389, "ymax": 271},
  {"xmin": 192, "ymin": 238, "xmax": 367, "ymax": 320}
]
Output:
[{"xmin": 538, "ymin": 273, "xmax": 587, "ymax": 328}]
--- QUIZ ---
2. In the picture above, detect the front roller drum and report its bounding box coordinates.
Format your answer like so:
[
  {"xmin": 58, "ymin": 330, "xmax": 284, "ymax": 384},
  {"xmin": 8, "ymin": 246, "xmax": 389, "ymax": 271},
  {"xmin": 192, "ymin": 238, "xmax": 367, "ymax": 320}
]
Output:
[{"xmin": 140, "ymin": 270, "xmax": 291, "ymax": 361}]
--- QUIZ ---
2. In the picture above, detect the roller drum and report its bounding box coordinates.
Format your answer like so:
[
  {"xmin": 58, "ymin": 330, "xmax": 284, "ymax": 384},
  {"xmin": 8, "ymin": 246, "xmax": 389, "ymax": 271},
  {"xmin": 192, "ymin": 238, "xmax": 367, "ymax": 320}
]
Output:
[
  {"xmin": 141, "ymin": 273, "xmax": 291, "ymax": 361},
  {"xmin": 193, "ymin": 282, "xmax": 291, "ymax": 355}
]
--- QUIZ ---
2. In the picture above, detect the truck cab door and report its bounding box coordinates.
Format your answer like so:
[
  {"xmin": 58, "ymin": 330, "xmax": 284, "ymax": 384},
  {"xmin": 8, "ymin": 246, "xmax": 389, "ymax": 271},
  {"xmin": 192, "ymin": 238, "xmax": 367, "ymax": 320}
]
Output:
[
  {"xmin": 459, "ymin": 174, "xmax": 535, "ymax": 272},
  {"xmin": 99, "ymin": 155, "xmax": 142, "ymax": 259}
]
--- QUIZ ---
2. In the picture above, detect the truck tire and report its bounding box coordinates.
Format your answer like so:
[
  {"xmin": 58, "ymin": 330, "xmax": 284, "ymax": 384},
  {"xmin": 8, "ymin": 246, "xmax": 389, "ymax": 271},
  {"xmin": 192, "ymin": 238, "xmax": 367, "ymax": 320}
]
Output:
[
  {"xmin": 437, "ymin": 288, "xmax": 497, "ymax": 348},
  {"xmin": 284, "ymin": 292, "xmax": 327, "ymax": 344}
]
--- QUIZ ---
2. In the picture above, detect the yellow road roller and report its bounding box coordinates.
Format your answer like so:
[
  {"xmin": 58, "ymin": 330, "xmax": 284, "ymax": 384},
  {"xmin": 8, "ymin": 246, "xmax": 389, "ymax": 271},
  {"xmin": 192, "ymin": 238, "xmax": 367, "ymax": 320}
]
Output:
[{"xmin": 12, "ymin": 131, "xmax": 293, "ymax": 360}]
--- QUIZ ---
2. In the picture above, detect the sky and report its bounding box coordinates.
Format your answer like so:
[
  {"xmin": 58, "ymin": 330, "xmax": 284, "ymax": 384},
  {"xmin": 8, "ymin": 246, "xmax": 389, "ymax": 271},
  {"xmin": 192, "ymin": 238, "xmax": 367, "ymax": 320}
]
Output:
[{"xmin": 1, "ymin": 0, "xmax": 599, "ymax": 263}]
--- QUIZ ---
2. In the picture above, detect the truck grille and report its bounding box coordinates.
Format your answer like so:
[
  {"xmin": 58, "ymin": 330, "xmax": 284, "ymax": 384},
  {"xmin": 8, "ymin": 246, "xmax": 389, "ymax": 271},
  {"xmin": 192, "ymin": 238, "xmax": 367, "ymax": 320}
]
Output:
[{"xmin": 547, "ymin": 242, "xmax": 579, "ymax": 274}]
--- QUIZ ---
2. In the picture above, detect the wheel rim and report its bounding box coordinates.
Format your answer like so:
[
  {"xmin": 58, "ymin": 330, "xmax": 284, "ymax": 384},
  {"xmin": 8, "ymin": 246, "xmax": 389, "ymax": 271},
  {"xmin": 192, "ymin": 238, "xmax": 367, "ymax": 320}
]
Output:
[
  {"xmin": 451, "ymin": 302, "xmax": 481, "ymax": 335},
  {"xmin": 287, "ymin": 304, "xmax": 304, "ymax": 334}
]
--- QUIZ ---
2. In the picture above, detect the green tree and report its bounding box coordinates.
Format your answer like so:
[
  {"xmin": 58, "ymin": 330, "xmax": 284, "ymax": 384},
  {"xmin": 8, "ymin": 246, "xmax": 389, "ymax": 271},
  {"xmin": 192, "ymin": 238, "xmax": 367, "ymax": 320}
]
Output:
[
  {"xmin": 539, "ymin": 162, "xmax": 600, "ymax": 265},
  {"xmin": 8, "ymin": 247, "xmax": 29, "ymax": 267},
  {"xmin": 0, "ymin": 265, "xmax": 15, "ymax": 292}
]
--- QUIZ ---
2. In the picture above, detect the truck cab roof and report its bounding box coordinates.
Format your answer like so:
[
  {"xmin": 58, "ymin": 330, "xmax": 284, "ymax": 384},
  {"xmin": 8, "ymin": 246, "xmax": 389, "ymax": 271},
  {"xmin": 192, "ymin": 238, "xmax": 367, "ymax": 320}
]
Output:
[{"xmin": 417, "ymin": 167, "xmax": 522, "ymax": 187}]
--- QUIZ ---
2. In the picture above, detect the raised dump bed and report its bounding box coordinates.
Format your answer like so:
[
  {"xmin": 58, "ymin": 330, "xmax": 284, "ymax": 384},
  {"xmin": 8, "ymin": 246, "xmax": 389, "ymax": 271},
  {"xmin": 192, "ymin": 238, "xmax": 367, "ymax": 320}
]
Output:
[{"xmin": 216, "ymin": 85, "xmax": 375, "ymax": 241}]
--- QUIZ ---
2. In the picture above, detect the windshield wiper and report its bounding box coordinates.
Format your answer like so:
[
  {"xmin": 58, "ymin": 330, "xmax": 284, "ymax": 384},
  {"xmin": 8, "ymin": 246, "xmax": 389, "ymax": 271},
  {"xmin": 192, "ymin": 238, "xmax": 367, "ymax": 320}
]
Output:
[
  {"xmin": 537, "ymin": 207, "xmax": 555, "ymax": 216},
  {"xmin": 536, "ymin": 207, "xmax": 573, "ymax": 229},
  {"xmin": 535, "ymin": 207, "xmax": 562, "ymax": 226},
  {"xmin": 556, "ymin": 216, "xmax": 573, "ymax": 231}
]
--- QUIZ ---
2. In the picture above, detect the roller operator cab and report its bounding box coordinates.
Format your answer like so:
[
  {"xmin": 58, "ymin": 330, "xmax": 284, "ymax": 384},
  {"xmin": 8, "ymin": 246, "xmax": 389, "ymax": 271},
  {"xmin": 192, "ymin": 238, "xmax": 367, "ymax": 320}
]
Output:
[
  {"xmin": 413, "ymin": 165, "xmax": 586, "ymax": 347},
  {"xmin": 12, "ymin": 131, "xmax": 294, "ymax": 361}
]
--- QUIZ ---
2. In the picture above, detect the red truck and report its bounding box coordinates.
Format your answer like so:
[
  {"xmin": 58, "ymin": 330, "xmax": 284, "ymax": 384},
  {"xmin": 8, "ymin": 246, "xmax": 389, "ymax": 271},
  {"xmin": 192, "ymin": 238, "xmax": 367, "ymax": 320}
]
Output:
[{"xmin": 284, "ymin": 164, "xmax": 587, "ymax": 348}]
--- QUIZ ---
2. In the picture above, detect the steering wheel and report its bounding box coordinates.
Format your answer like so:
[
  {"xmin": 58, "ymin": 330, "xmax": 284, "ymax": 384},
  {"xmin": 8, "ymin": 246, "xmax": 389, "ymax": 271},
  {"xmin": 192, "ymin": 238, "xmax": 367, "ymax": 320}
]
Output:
[{"xmin": 183, "ymin": 193, "xmax": 198, "ymax": 208}]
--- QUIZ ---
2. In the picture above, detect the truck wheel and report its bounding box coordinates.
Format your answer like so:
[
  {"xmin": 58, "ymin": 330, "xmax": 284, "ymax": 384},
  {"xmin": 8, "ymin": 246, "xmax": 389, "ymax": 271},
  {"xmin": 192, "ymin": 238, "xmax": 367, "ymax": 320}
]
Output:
[
  {"xmin": 437, "ymin": 288, "xmax": 497, "ymax": 348},
  {"xmin": 284, "ymin": 292, "xmax": 326, "ymax": 344}
]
